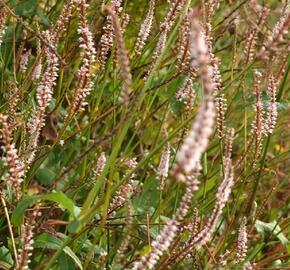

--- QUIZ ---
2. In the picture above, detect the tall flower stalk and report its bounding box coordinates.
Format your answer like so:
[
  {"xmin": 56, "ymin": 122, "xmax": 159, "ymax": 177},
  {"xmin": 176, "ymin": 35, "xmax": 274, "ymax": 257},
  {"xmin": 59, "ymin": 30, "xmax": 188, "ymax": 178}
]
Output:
[
  {"xmin": 134, "ymin": 0, "xmax": 155, "ymax": 55},
  {"xmin": 67, "ymin": 0, "xmax": 97, "ymax": 116},
  {"xmin": 0, "ymin": 114, "xmax": 24, "ymax": 200},
  {"xmin": 133, "ymin": 10, "xmax": 216, "ymax": 269},
  {"xmin": 26, "ymin": 31, "xmax": 59, "ymax": 165},
  {"xmin": 107, "ymin": 6, "xmax": 132, "ymax": 104}
]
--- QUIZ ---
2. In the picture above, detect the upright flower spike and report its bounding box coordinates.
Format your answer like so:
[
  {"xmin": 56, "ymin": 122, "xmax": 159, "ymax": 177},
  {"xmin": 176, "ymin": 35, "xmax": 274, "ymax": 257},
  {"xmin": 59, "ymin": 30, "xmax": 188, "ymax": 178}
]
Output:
[
  {"xmin": 53, "ymin": 0, "xmax": 78, "ymax": 43},
  {"xmin": 244, "ymin": 6, "xmax": 269, "ymax": 64},
  {"xmin": 0, "ymin": 114, "xmax": 24, "ymax": 200},
  {"xmin": 172, "ymin": 10, "xmax": 216, "ymax": 182},
  {"xmin": 236, "ymin": 217, "xmax": 248, "ymax": 263},
  {"xmin": 133, "ymin": 10, "xmax": 216, "ymax": 269},
  {"xmin": 191, "ymin": 153, "xmax": 234, "ymax": 248},
  {"xmin": 175, "ymin": 76, "xmax": 195, "ymax": 104},
  {"xmin": 0, "ymin": 6, "xmax": 8, "ymax": 47},
  {"xmin": 251, "ymin": 70, "xmax": 265, "ymax": 167},
  {"xmin": 157, "ymin": 137, "xmax": 170, "ymax": 190},
  {"xmin": 134, "ymin": 0, "xmax": 155, "ymax": 55},
  {"xmin": 93, "ymin": 152, "xmax": 107, "ymax": 179},
  {"xmin": 68, "ymin": 0, "xmax": 97, "ymax": 115},
  {"xmin": 7, "ymin": 83, "xmax": 20, "ymax": 130},
  {"xmin": 98, "ymin": 0, "xmax": 123, "ymax": 70},
  {"xmin": 19, "ymin": 48, "xmax": 31, "ymax": 73},
  {"xmin": 17, "ymin": 205, "xmax": 41, "ymax": 270},
  {"xmin": 184, "ymin": 128, "xmax": 234, "ymax": 249},
  {"xmin": 219, "ymin": 250, "xmax": 230, "ymax": 268},
  {"xmin": 114, "ymin": 201, "xmax": 134, "ymax": 264},
  {"xmin": 259, "ymin": 8, "xmax": 290, "ymax": 60},
  {"xmin": 109, "ymin": 158, "xmax": 138, "ymax": 217},
  {"xmin": 264, "ymin": 75, "xmax": 278, "ymax": 134},
  {"xmin": 160, "ymin": 0, "xmax": 187, "ymax": 32},
  {"xmin": 107, "ymin": 6, "xmax": 132, "ymax": 105},
  {"xmin": 177, "ymin": 14, "xmax": 191, "ymax": 72},
  {"xmin": 32, "ymin": 22, "xmax": 42, "ymax": 81},
  {"xmin": 146, "ymin": 0, "xmax": 187, "ymax": 77},
  {"xmin": 204, "ymin": 0, "xmax": 220, "ymax": 37},
  {"xmin": 215, "ymin": 94, "xmax": 227, "ymax": 139},
  {"xmin": 133, "ymin": 166, "xmax": 201, "ymax": 270},
  {"xmin": 26, "ymin": 30, "xmax": 59, "ymax": 165},
  {"xmin": 224, "ymin": 128, "xmax": 235, "ymax": 165}
]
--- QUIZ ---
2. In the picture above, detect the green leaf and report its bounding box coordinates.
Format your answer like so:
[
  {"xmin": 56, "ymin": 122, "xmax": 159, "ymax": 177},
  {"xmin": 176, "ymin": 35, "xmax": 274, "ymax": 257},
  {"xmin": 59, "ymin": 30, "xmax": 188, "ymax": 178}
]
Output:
[
  {"xmin": 255, "ymin": 220, "xmax": 289, "ymax": 245},
  {"xmin": 11, "ymin": 195, "xmax": 37, "ymax": 226},
  {"xmin": 11, "ymin": 192, "xmax": 79, "ymax": 226},
  {"xmin": 34, "ymin": 233, "xmax": 83, "ymax": 270},
  {"xmin": 35, "ymin": 166, "xmax": 56, "ymax": 185},
  {"xmin": 36, "ymin": 8, "xmax": 50, "ymax": 27},
  {"xmin": 15, "ymin": 0, "xmax": 37, "ymax": 17},
  {"xmin": 0, "ymin": 246, "xmax": 13, "ymax": 267}
]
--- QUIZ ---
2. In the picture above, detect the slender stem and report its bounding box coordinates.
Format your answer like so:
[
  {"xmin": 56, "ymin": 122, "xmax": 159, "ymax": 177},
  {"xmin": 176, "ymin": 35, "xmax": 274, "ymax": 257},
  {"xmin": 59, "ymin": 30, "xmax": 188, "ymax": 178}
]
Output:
[{"xmin": 1, "ymin": 196, "xmax": 19, "ymax": 268}]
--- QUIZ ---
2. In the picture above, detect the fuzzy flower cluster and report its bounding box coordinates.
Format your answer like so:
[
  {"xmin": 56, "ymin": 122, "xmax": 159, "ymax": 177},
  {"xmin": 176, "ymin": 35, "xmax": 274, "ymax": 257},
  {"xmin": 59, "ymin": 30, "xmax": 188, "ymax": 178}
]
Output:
[
  {"xmin": 133, "ymin": 165, "xmax": 201, "ymax": 270},
  {"xmin": 224, "ymin": 128, "xmax": 235, "ymax": 165},
  {"xmin": 0, "ymin": 114, "xmax": 24, "ymax": 200},
  {"xmin": 243, "ymin": 261, "xmax": 256, "ymax": 270},
  {"xmin": 32, "ymin": 25, "xmax": 42, "ymax": 81},
  {"xmin": 107, "ymin": 6, "xmax": 132, "ymax": 105},
  {"xmin": 236, "ymin": 217, "xmax": 248, "ymax": 263},
  {"xmin": 259, "ymin": 8, "xmax": 290, "ymax": 60},
  {"xmin": 0, "ymin": 7, "xmax": 7, "ymax": 47},
  {"xmin": 264, "ymin": 75, "xmax": 278, "ymax": 134},
  {"xmin": 219, "ymin": 250, "xmax": 230, "ymax": 267},
  {"xmin": 160, "ymin": 0, "xmax": 187, "ymax": 32},
  {"xmin": 177, "ymin": 15, "xmax": 191, "ymax": 72},
  {"xmin": 172, "ymin": 11, "xmax": 216, "ymax": 182},
  {"xmin": 146, "ymin": 0, "xmax": 187, "ymax": 78},
  {"xmin": 17, "ymin": 205, "xmax": 41, "ymax": 270},
  {"xmin": 175, "ymin": 77, "xmax": 195, "ymax": 105},
  {"xmin": 191, "ymin": 156, "xmax": 234, "ymax": 248},
  {"xmin": 173, "ymin": 90, "xmax": 215, "ymax": 179},
  {"xmin": 185, "ymin": 128, "xmax": 234, "ymax": 249},
  {"xmin": 134, "ymin": 0, "xmax": 155, "ymax": 55},
  {"xmin": 32, "ymin": 60, "xmax": 42, "ymax": 81},
  {"xmin": 20, "ymin": 48, "xmax": 31, "ymax": 73},
  {"xmin": 98, "ymin": 0, "xmax": 123, "ymax": 70},
  {"xmin": 211, "ymin": 56, "xmax": 223, "ymax": 94},
  {"xmin": 200, "ymin": 0, "xmax": 223, "ymax": 95},
  {"xmin": 157, "ymin": 139, "xmax": 170, "ymax": 189},
  {"xmin": 136, "ymin": 219, "xmax": 179, "ymax": 270},
  {"xmin": 115, "ymin": 202, "xmax": 133, "ymax": 264},
  {"xmin": 53, "ymin": 0, "xmax": 78, "ymax": 43},
  {"xmin": 133, "ymin": 11, "xmax": 217, "ymax": 269},
  {"xmin": 244, "ymin": 6, "xmax": 269, "ymax": 64},
  {"xmin": 251, "ymin": 70, "xmax": 265, "ymax": 166},
  {"xmin": 26, "ymin": 30, "xmax": 59, "ymax": 165},
  {"xmin": 174, "ymin": 166, "xmax": 201, "ymax": 221},
  {"xmin": 92, "ymin": 152, "xmax": 107, "ymax": 179},
  {"xmin": 185, "ymin": 207, "xmax": 199, "ymax": 235},
  {"xmin": 109, "ymin": 158, "xmax": 138, "ymax": 217},
  {"xmin": 215, "ymin": 94, "xmax": 227, "ymax": 139},
  {"xmin": 7, "ymin": 83, "xmax": 20, "ymax": 130},
  {"xmin": 69, "ymin": 0, "xmax": 97, "ymax": 114},
  {"xmin": 204, "ymin": 0, "xmax": 220, "ymax": 36}
]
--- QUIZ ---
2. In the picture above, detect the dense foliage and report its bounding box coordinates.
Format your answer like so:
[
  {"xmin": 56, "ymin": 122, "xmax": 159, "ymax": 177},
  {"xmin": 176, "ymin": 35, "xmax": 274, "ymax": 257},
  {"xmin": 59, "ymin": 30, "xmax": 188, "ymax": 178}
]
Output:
[{"xmin": 0, "ymin": 0, "xmax": 289, "ymax": 269}]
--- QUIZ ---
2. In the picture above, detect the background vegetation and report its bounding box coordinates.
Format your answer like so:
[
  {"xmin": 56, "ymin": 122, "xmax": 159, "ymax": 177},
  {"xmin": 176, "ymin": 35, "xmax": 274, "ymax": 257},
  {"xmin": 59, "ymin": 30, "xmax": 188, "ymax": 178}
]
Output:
[{"xmin": 0, "ymin": 0, "xmax": 289, "ymax": 269}]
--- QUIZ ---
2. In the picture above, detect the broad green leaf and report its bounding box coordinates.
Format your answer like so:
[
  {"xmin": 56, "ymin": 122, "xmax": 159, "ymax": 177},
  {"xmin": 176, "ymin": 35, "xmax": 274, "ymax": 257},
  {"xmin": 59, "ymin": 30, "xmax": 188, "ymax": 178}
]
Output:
[
  {"xmin": 0, "ymin": 246, "xmax": 13, "ymax": 267},
  {"xmin": 34, "ymin": 233, "xmax": 83, "ymax": 270},
  {"xmin": 255, "ymin": 220, "xmax": 289, "ymax": 245},
  {"xmin": 11, "ymin": 192, "xmax": 79, "ymax": 226}
]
